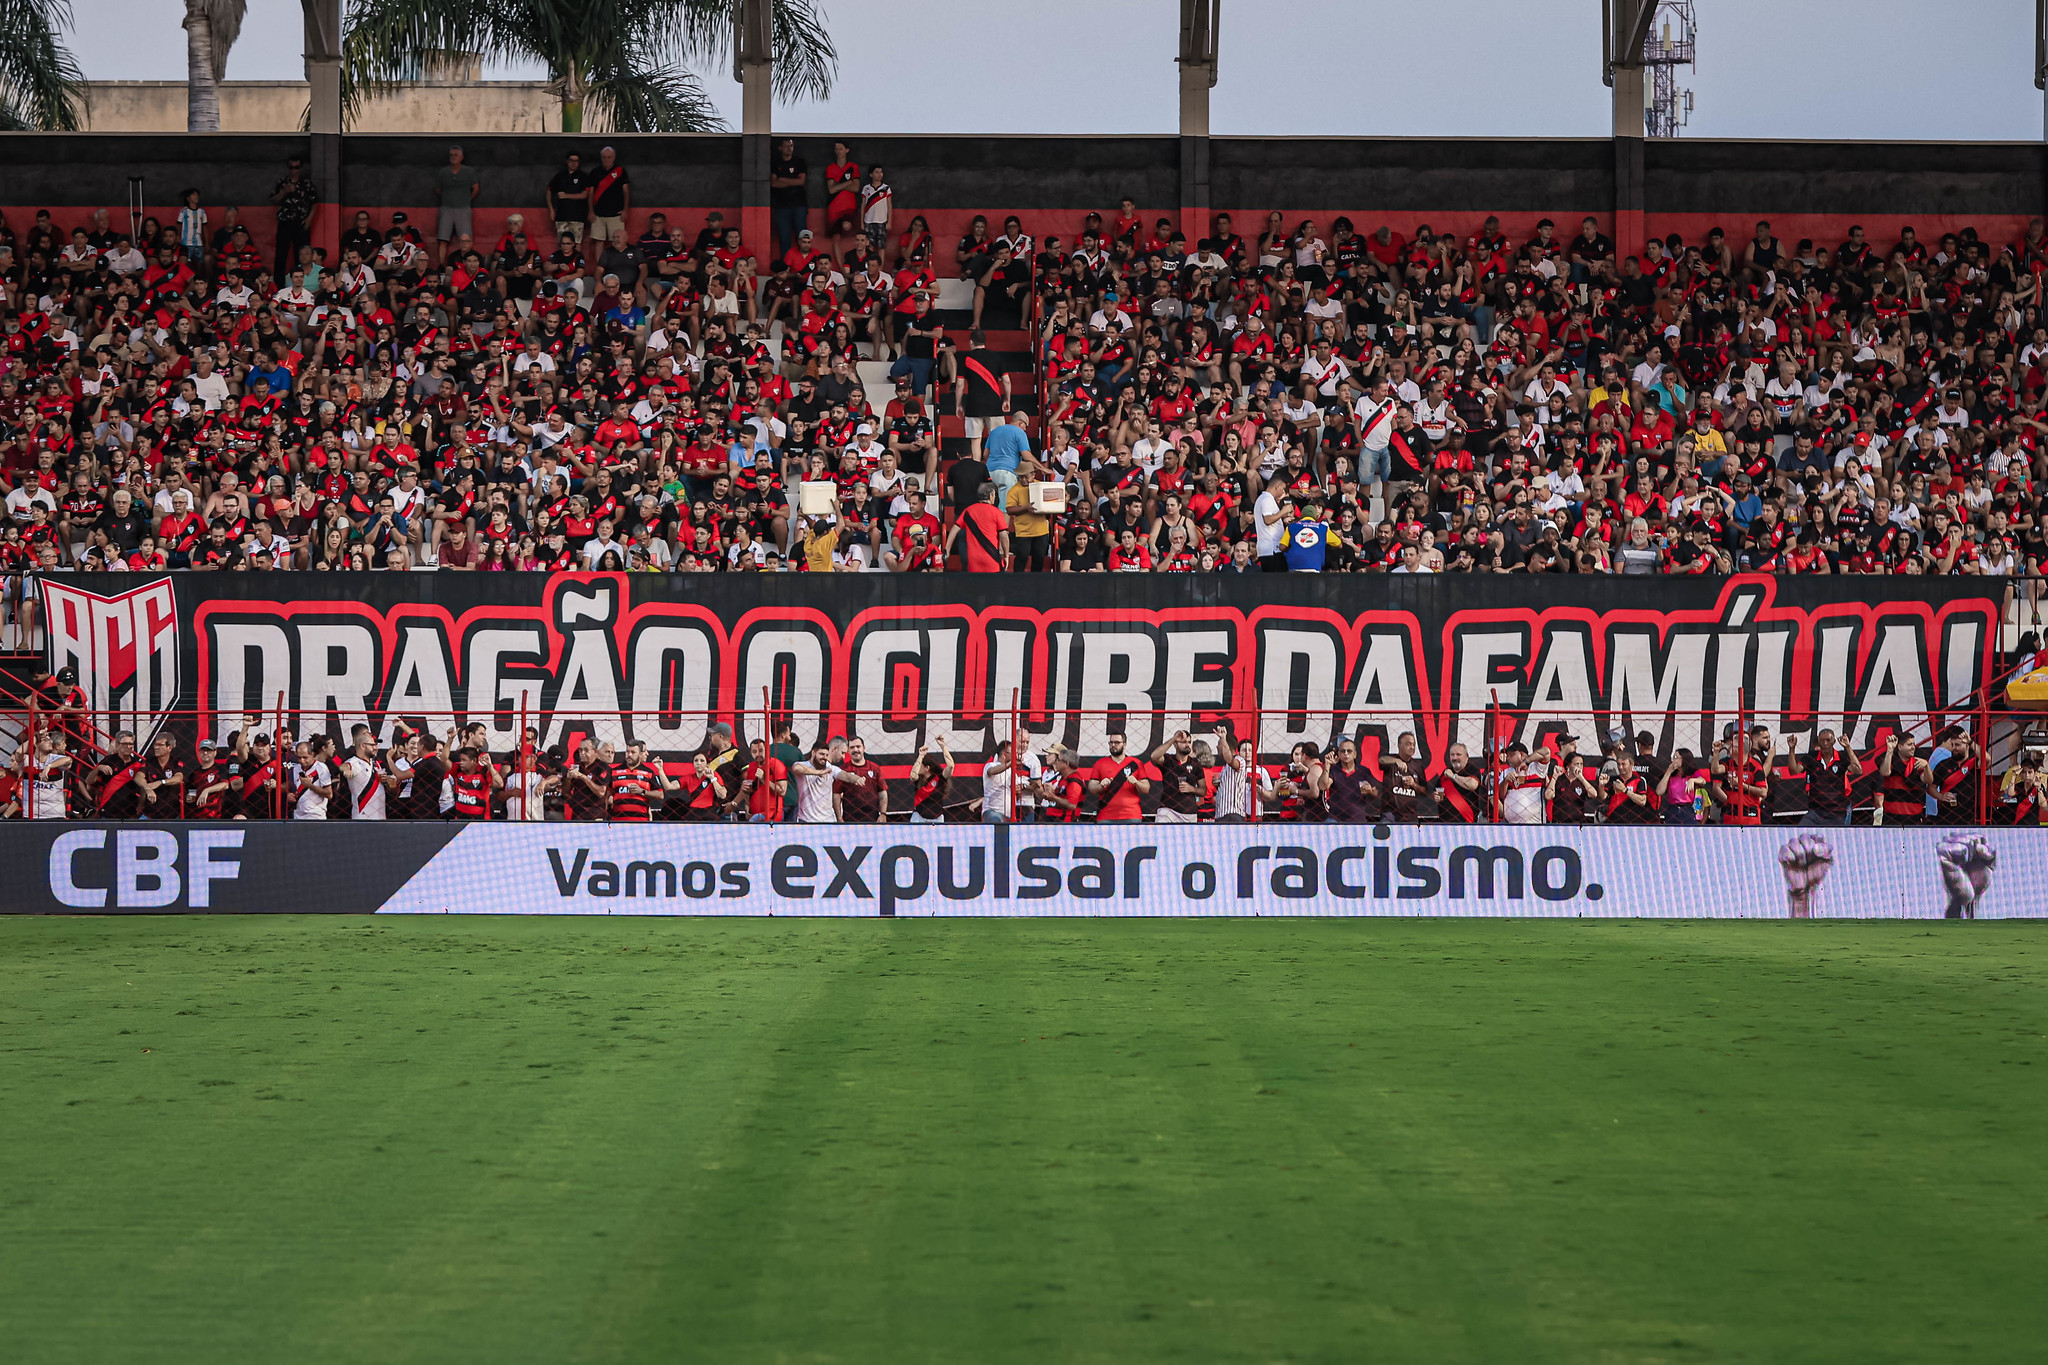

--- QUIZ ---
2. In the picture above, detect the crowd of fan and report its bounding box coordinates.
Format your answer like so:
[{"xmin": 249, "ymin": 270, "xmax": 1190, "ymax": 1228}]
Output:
[
  {"xmin": 12, "ymin": 667, "xmax": 2046, "ymax": 826},
  {"xmin": 0, "ymin": 142, "xmax": 2043, "ymax": 608}
]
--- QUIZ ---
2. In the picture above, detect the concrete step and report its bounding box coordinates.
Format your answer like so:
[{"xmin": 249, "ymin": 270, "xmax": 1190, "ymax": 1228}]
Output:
[
  {"xmin": 936, "ymin": 277, "xmax": 975, "ymax": 310},
  {"xmin": 856, "ymin": 358, "xmax": 896, "ymax": 395}
]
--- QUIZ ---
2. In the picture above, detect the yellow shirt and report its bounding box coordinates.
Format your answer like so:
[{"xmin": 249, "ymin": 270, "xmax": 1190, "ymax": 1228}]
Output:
[
  {"xmin": 803, "ymin": 526, "xmax": 839, "ymax": 573},
  {"xmin": 1006, "ymin": 482, "xmax": 1050, "ymax": 539}
]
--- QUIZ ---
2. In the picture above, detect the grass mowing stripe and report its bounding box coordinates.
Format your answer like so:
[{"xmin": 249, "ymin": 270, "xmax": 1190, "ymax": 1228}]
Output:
[{"xmin": 2, "ymin": 918, "xmax": 2044, "ymax": 1365}]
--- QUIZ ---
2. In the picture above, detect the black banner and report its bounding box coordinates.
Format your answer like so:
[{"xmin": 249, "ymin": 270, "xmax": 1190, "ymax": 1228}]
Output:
[
  {"xmin": 35, "ymin": 573, "xmax": 2003, "ymax": 771},
  {"xmin": 3, "ymin": 822, "xmax": 462, "ymax": 914}
]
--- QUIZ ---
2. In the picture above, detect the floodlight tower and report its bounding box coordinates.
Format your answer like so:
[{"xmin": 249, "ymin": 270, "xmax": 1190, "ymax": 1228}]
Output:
[{"xmin": 1642, "ymin": 1, "xmax": 1696, "ymax": 139}]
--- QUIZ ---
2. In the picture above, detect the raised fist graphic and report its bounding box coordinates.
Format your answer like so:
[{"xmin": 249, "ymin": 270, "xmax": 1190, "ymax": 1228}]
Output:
[
  {"xmin": 1777, "ymin": 834, "xmax": 1835, "ymax": 918},
  {"xmin": 1935, "ymin": 834, "xmax": 1997, "ymax": 920}
]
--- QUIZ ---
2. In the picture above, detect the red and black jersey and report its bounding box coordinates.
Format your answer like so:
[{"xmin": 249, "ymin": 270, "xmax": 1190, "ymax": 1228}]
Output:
[
  {"xmin": 912, "ymin": 768, "xmax": 950, "ymax": 820},
  {"xmin": 1879, "ymin": 755, "xmax": 1924, "ymax": 820},
  {"xmin": 607, "ymin": 763, "xmax": 655, "ymax": 821},
  {"xmin": 450, "ymin": 767, "xmax": 492, "ymax": 819},
  {"xmin": 96, "ymin": 754, "xmax": 148, "ymax": 818},
  {"xmin": 1931, "ymin": 749, "xmax": 1979, "ymax": 823},
  {"xmin": 1721, "ymin": 752, "xmax": 1765, "ymax": 826},
  {"xmin": 1604, "ymin": 772, "xmax": 1652, "ymax": 823}
]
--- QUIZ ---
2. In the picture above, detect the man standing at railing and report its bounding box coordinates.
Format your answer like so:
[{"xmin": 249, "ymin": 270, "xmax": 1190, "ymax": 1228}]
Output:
[
  {"xmin": 1877, "ymin": 731, "xmax": 1929, "ymax": 828},
  {"xmin": 343, "ymin": 726, "xmax": 395, "ymax": 821},
  {"xmin": 293, "ymin": 737, "xmax": 337, "ymax": 821},
  {"xmin": 1789, "ymin": 729, "xmax": 1854, "ymax": 827},
  {"xmin": 16, "ymin": 729, "xmax": 72, "ymax": 820},
  {"xmin": 1712, "ymin": 725, "xmax": 1771, "ymax": 828},
  {"xmin": 90, "ymin": 731, "xmax": 147, "ymax": 821},
  {"xmin": 835, "ymin": 737, "xmax": 888, "ymax": 823},
  {"xmin": 1086, "ymin": 733, "xmax": 1151, "ymax": 824},
  {"xmin": 1323, "ymin": 738, "xmax": 1380, "ymax": 824},
  {"xmin": 1927, "ymin": 727, "xmax": 1982, "ymax": 826},
  {"xmin": 1437, "ymin": 743, "xmax": 1484, "ymax": 824},
  {"xmin": 1497, "ymin": 743, "xmax": 1549, "ymax": 824},
  {"xmin": 1148, "ymin": 730, "xmax": 1207, "ymax": 824},
  {"xmin": 138, "ymin": 734, "xmax": 187, "ymax": 822}
]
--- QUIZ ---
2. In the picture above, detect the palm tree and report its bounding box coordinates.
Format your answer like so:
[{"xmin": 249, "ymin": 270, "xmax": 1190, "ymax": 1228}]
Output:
[
  {"xmin": 0, "ymin": 0, "xmax": 89, "ymax": 130},
  {"xmin": 183, "ymin": 0, "xmax": 247, "ymax": 133},
  {"xmin": 341, "ymin": 0, "xmax": 837, "ymax": 134}
]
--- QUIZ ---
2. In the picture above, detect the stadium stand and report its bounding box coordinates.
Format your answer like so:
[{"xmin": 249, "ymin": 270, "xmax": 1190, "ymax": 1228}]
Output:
[
  {"xmin": 0, "ymin": 137, "xmax": 2040, "ymax": 599},
  {"xmin": 1, "ymin": 133, "xmax": 2045, "ymax": 831}
]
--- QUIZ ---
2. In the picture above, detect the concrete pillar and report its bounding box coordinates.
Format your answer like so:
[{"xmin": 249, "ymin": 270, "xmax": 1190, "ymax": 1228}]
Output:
[
  {"xmin": 302, "ymin": 0, "xmax": 343, "ymax": 266},
  {"xmin": 736, "ymin": 0, "xmax": 772, "ymax": 260},
  {"xmin": 1178, "ymin": 65, "xmax": 1211, "ymax": 246},
  {"xmin": 1178, "ymin": 0, "xmax": 1219, "ymax": 246}
]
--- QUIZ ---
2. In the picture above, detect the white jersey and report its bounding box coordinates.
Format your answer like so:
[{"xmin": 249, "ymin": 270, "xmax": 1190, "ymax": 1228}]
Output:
[
  {"xmin": 295, "ymin": 761, "xmax": 333, "ymax": 820},
  {"xmin": 1499, "ymin": 763, "xmax": 1550, "ymax": 824},
  {"xmin": 343, "ymin": 753, "xmax": 385, "ymax": 820},
  {"xmin": 982, "ymin": 751, "xmax": 1043, "ymax": 817},
  {"xmin": 794, "ymin": 763, "xmax": 843, "ymax": 823},
  {"xmin": 28, "ymin": 762, "xmax": 67, "ymax": 819},
  {"xmin": 1355, "ymin": 396, "xmax": 1398, "ymax": 451},
  {"xmin": 502, "ymin": 769, "xmax": 546, "ymax": 822}
]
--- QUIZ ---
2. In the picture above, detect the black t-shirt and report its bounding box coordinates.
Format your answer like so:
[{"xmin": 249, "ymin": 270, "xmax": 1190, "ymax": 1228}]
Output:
[
  {"xmin": 770, "ymin": 154, "xmax": 808, "ymax": 209},
  {"xmin": 1155, "ymin": 753, "xmax": 1203, "ymax": 815},
  {"xmin": 96, "ymin": 507, "xmax": 150, "ymax": 551},
  {"xmin": 945, "ymin": 457, "xmax": 990, "ymax": 511},
  {"xmin": 598, "ymin": 243, "xmax": 645, "ymax": 289},
  {"xmin": 548, "ymin": 168, "xmax": 590, "ymax": 220},
  {"xmin": 960, "ymin": 347, "xmax": 1006, "ymax": 417},
  {"xmin": 589, "ymin": 164, "xmax": 631, "ymax": 218}
]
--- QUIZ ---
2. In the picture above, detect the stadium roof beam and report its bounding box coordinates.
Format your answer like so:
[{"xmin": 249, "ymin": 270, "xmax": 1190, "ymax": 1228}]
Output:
[
  {"xmin": 1178, "ymin": 0, "xmax": 1219, "ymax": 243},
  {"xmin": 1603, "ymin": 0, "xmax": 1656, "ymax": 265}
]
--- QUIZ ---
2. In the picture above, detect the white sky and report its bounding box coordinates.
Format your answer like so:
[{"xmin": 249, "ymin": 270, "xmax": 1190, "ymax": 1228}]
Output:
[{"xmin": 65, "ymin": 0, "xmax": 2048, "ymax": 140}]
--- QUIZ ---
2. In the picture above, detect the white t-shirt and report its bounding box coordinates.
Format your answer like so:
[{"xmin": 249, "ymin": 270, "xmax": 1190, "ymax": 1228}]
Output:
[
  {"xmin": 1500, "ymin": 764, "xmax": 1549, "ymax": 824},
  {"xmin": 343, "ymin": 753, "xmax": 384, "ymax": 820},
  {"xmin": 1253, "ymin": 491, "xmax": 1286, "ymax": 556},
  {"xmin": 794, "ymin": 763, "xmax": 844, "ymax": 823},
  {"xmin": 983, "ymin": 750, "xmax": 1044, "ymax": 817},
  {"xmin": 191, "ymin": 371, "xmax": 230, "ymax": 410},
  {"xmin": 5, "ymin": 486, "xmax": 56, "ymax": 523},
  {"xmin": 296, "ymin": 761, "xmax": 333, "ymax": 820},
  {"xmin": 503, "ymin": 769, "xmax": 546, "ymax": 821}
]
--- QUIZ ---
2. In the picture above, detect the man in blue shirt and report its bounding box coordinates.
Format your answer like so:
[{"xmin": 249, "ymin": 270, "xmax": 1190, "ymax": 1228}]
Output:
[
  {"xmin": 1283, "ymin": 496, "xmax": 1336, "ymax": 572},
  {"xmin": 983, "ymin": 413, "xmax": 1030, "ymax": 499},
  {"xmin": 1728, "ymin": 473, "xmax": 1762, "ymax": 530}
]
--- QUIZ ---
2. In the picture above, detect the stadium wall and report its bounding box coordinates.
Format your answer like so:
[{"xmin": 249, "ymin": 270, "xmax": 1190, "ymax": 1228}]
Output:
[
  {"xmin": 4, "ymin": 134, "xmax": 2042, "ymax": 263},
  {"xmin": 1, "ymin": 820, "xmax": 2031, "ymax": 918}
]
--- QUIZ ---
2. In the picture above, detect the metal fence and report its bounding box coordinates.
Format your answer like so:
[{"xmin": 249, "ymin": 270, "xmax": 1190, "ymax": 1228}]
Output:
[{"xmin": 5, "ymin": 691, "xmax": 2042, "ymax": 825}]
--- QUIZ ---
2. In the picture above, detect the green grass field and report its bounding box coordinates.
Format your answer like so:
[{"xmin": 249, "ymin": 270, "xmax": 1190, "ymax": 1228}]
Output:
[{"xmin": 3, "ymin": 918, "xmax": 2045, "ymax": 1364}]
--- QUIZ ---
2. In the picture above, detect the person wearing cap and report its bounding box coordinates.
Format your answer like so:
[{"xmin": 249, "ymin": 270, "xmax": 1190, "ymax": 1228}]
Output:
[
  {"xmin": 433, "ymin": 144, "xmax": 480, "ymax": 267},
  {"xmin": 698, "ymin": 722, "xmax": 746, "ymax": 820}
]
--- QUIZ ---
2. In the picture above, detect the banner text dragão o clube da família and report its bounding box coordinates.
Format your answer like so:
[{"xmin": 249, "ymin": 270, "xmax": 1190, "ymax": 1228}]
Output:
[{"xmin": 36, "ymin": 571, "xmax": 2003, "ymax": 779}]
